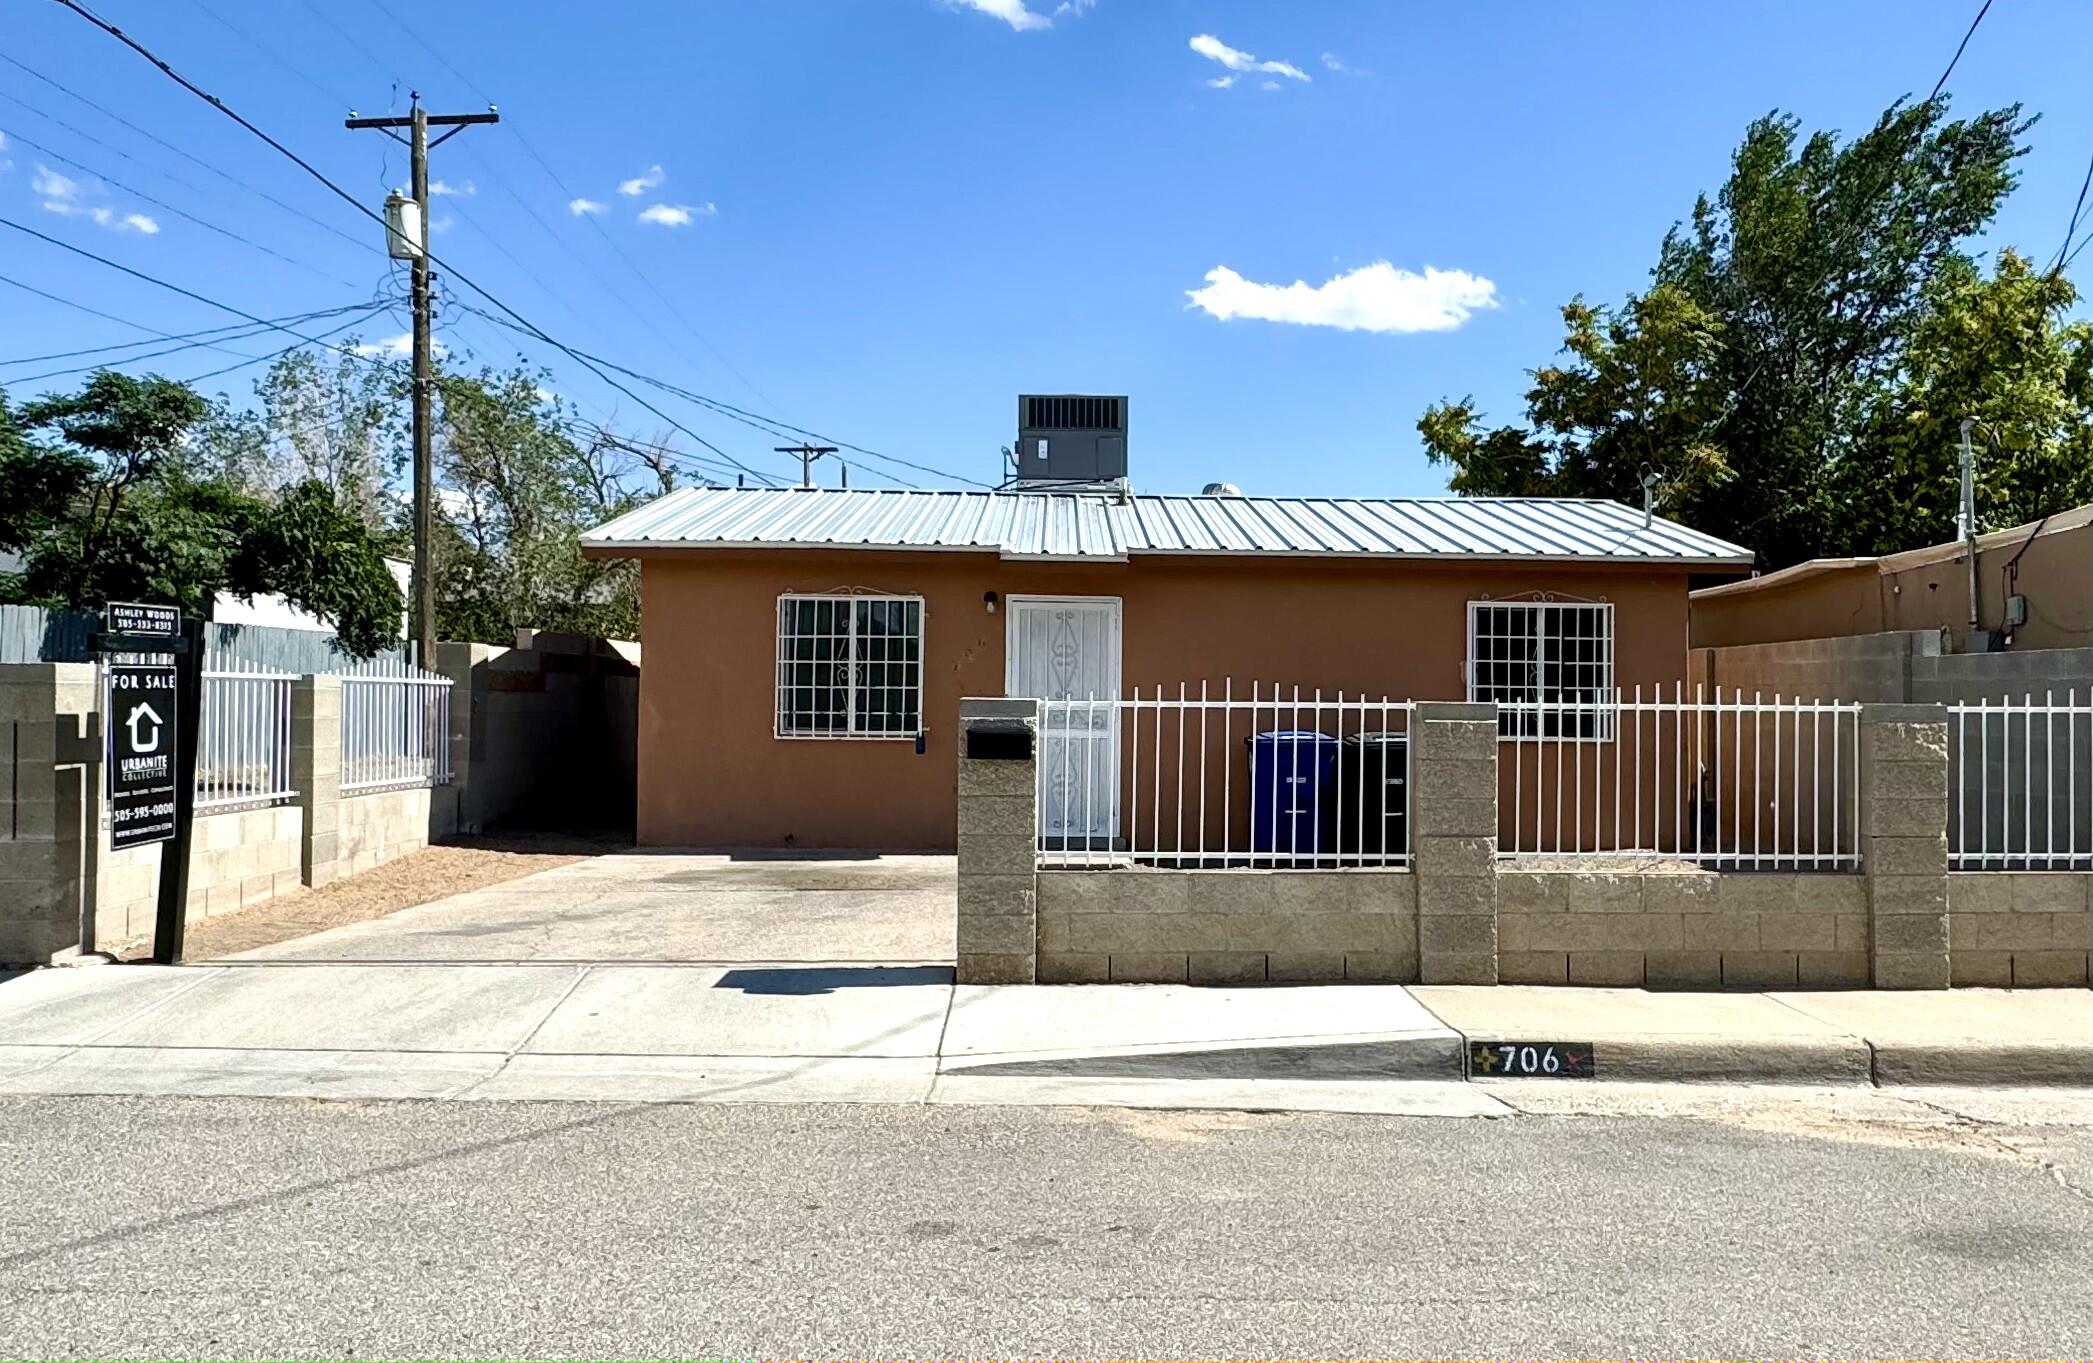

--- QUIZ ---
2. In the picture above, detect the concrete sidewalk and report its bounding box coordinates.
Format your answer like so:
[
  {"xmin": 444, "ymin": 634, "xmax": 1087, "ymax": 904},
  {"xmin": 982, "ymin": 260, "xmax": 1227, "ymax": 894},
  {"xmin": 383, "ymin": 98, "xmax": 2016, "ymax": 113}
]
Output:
[{"xmin": 0, "ymin": 964, "xmax": 2084, "ymax": 1112}]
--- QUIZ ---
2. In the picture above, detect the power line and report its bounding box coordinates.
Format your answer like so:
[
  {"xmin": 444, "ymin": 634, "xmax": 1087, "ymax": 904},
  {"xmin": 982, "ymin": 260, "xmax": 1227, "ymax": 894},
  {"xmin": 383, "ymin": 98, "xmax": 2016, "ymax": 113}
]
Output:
[
  {"xmin": 0, "ymin": 123, "xmax": 358, "ymax": 286},
  {"xmin": 451, "ymin": 301, "xmax": 985, "ymax": 489},
  {"xmin": 178, "ymin": 310, "xmax": 397, "ymax": 385},
  {"xmin": 2052, "ymin": 141, "xmax": 2093, "ymax": 274},
  {"xmin": 353, "ymin": 0, "xmax": 775, "ymax": 407},
  {"xmin": 0, "ymin": 213, "xmax": 404, "ymax": 359},
  {"xmin": 53, "ymin": 0, "xmax": 820, "ymax": 489},
  {"xmin": 0, "ymin": 299, "xmax": 384, "ymax": 367},
  {"xmin": 50, "ymin": 0, "xmax": 792, "ymax": 489},
  {"xmin": 17, "ymin": 304, "xmax": 387, "ymax": 386},
  {"xmin": 0, "ymin": 52, "xmax": 377, "ymax": 255},
  {"xmin": 1929, "ymin": 0, "xmax": 1994, "ymax": 101}
]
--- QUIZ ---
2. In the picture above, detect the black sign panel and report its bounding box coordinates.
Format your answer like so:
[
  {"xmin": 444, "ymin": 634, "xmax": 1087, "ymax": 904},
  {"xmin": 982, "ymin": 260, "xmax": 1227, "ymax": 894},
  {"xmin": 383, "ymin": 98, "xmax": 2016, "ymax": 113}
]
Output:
[
  {"xmin": 1467, "ymin": 1040, "xmax": 1595, "ymax": 1079},
  {"xmin": 108, "ymin": 664, "xmax": 180, "ymax": 849},
  {"xmin": 106, "ymin": 601, "xmax": 179, "ymax": 637}
]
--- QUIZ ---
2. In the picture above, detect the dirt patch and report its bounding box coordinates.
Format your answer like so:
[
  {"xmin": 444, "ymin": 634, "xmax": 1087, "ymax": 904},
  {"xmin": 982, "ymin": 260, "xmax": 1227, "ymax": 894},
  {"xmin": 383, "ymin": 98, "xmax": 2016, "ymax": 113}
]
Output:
[{"xmin": 119, "ymin": 833, "xmax": 625, "ymax": 961}]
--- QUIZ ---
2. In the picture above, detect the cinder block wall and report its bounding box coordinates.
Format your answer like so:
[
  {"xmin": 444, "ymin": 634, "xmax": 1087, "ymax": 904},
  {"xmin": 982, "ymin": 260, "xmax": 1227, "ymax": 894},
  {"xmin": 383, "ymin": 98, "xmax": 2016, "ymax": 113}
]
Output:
[
  {"xmin": 1948, "ymin": 873, "xmax": 2092, "ymax": 987},
  {"xmin": 1036, "ymin": 870, "xmax": 1416, "ymax": 984},
  {"xmin": 960, "ymin": 695, "xmax": 2091, "ymax": 991},
  {"xmin": 338, "ymin": 786, "xmax": 450, "ymax": 879},
  {"xmin": 1497, "ymin": 871, "xmax": 1870, "ymax": 988},
  {"xmin": 94, "ymin": 806, "xmax": 304, "ymax": 944}
]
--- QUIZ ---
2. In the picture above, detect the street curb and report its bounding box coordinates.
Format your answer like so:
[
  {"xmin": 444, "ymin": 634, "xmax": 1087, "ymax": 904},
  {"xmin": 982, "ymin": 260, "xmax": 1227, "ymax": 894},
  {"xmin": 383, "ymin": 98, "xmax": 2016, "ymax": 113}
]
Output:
[
  {"xmin": 1871, "ymin": 1042, "xmax": 2093, "ymax": 1088},
  {"xmin": 1461, "ymin": 1033, "xmax": 1875, "ymax": 1086},
  {"xmin": 939, "ymin": 1033, "xmax": 1466, "ymax": 1082}
]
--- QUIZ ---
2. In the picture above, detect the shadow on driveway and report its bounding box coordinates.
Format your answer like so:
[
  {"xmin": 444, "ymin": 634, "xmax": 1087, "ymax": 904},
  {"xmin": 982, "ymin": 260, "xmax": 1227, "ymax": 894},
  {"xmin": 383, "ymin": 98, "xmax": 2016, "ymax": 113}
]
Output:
[{"xmin": 714, "ymin": 966, "xmax": 956, "ymax": 996}]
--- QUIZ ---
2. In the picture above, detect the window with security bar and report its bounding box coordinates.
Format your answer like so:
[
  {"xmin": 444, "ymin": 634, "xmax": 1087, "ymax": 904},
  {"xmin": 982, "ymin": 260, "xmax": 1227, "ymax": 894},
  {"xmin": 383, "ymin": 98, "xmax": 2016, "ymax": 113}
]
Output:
[
  {"xmin": 1467, "ymin": 601, "xmax": 1616, "ymax": 740},
  {"xmin": 775, "ymin": 595, "xmax": 924, "ymax": 738}
]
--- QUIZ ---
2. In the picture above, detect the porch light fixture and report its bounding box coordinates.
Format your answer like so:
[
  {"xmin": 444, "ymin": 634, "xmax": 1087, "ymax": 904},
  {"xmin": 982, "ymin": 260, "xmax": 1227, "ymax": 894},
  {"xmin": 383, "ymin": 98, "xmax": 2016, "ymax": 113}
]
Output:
[{"xmin": 984, "ymin": 591, "xmax": 999, "ymax": 614}]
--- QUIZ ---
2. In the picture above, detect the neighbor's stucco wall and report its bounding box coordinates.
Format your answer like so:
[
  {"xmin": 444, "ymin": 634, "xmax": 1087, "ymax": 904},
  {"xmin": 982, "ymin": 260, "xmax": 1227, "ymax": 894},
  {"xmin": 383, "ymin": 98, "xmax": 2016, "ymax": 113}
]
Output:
[
  {"xmin": 1691, "ymin": 513, "xmax": 2092, "ymax": 652},
  {"xmin": 632, "ymin": 549, "xmax": 1696, "ymax": 849}
]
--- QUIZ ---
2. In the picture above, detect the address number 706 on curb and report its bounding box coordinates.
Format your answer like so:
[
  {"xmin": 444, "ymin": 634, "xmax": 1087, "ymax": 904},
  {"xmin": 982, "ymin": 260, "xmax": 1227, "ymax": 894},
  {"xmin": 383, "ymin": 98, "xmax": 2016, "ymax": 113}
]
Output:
[{"xmin": 1467, "ymin": 1041, "xmax": 1595, "ymax": 1078}]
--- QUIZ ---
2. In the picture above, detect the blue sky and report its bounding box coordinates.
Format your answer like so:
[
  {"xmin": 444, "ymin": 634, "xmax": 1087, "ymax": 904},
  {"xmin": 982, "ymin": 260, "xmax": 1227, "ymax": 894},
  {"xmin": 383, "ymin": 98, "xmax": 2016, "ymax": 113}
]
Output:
[{"xmin": 4, "ymin": 0, "xmax": 2092, "ymax": 498}]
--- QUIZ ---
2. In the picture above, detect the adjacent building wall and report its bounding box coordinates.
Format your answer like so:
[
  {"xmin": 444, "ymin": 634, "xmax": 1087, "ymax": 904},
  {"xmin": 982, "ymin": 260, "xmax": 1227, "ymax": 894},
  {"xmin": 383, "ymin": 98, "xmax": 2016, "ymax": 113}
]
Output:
[
  {"xmin": 1691, "ymin": 506, "xmax": 2092, "ymax": 653},
  {"xmin": 635, "ymin": 549, "xmax": 1698, "ymax": 849}
]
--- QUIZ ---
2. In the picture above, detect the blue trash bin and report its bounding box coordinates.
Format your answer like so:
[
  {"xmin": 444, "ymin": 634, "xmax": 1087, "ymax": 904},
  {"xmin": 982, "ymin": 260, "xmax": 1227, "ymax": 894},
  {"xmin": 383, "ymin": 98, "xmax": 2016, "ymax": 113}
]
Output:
[{"xmin": 1247, "ymin": 730, "xmax": 1342, "ymax": 860}]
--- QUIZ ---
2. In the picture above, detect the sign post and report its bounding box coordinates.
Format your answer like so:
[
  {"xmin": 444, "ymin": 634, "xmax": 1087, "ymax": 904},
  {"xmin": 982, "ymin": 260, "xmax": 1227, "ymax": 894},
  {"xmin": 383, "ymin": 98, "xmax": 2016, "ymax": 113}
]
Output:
[{"xmin": 92, "ymin": 603, "xmax": 203, "ymax": 965}]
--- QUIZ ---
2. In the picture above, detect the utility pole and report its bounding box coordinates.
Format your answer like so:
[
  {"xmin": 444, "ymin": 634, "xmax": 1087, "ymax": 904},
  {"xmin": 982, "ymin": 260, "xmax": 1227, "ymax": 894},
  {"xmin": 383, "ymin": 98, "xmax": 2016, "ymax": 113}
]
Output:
[
  {"xmin": 346, "ymin": 95, "xmax": 499, "ymax": 666},
  {"xmin": 777, "ymin": 443, "xmax": 839, "ymax": 489}
]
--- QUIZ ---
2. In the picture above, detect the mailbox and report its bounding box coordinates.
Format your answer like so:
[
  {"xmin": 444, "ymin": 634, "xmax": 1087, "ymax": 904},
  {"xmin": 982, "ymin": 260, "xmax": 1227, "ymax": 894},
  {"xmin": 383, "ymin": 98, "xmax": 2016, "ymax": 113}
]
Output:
[{"xmin": 965, "ymin": 723, "xmax": 1034, "ymax": 761}]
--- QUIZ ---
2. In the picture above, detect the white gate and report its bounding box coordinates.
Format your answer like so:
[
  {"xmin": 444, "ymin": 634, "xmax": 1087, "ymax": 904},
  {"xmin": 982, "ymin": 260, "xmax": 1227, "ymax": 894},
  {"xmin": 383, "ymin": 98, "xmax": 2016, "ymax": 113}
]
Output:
[{"xmin": 1007, "ymin": 597, "xmax": 1121, "ymax": 843}]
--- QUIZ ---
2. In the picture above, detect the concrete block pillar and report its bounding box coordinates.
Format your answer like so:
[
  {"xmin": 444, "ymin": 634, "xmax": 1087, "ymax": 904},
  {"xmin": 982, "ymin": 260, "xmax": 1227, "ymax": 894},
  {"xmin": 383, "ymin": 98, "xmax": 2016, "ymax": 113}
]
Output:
[
  {"xmin": 1412, "ymin": 700, "xmax": 1501, "ymax": 984},
  {"xmin": 955, "ymin": 697, "xmax": 1039, "ymax": 985},
  {"xmin": 435, "ymin": 642, "xmax": 502, "ymax": 835},
  {"xmin": 1860, "ymin": 703, "xmax": 1951, "ymax": 988},
  {"xmin": 0, "ymin": 663, "xmax": 97, "ymax": 964},
  {"xmin": 292, "ymin": 675, "xmax": 342, "ymax": 889}
]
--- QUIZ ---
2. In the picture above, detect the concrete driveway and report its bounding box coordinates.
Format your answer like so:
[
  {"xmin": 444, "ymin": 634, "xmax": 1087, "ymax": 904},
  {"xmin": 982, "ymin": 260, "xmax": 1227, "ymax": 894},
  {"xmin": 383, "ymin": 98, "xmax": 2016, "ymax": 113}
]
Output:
[{"xmin": 228, "ymin": 852, "xmax": 957, "ymax": 965}]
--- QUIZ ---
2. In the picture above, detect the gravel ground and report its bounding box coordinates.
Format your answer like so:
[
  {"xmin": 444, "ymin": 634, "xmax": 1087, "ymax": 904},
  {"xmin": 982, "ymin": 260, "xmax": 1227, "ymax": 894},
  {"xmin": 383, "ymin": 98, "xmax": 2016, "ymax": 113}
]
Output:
[
  {"xmin": 118, "ymin": 834, "xmax": 624, "ymax": 962},
  {"xmin": 1, "ymin": 1095, "xmax": 2089, "ymax": 1359}
]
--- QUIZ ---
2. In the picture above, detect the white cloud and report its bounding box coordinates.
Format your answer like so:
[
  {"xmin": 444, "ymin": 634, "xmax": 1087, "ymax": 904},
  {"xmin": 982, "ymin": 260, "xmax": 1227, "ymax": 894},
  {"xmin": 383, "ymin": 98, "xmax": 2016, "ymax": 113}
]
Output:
[
  {"xmin": 1260, "ymin": 80, "xmax": 1281, "ymax": 92},
  {"xmin": 946, "ymin": 0, "xmax": 1051, "ymax": 30},
  {"xmin": 427, "ymin": 178, "xmax": 475, "ymax": 197},
  {"xmin": 568, "ymin": 197, "xmax": 607, "ymax": 216},
  {"xmin": 1206, "ymin": 75, "xmax": 1236, "ymax": 89},
  {"xmin": 617, "ymin": 164, "xmax": 666, "ymax": 196},
  {"xmin": 1189, "ymin": 33, "xmax": 1309, "ymax": 83},
  {"xmin": 1052, "ymin": 0, "xmax": 1095, "ymax": 15},
  {"xmin": 637, "ymin": 202, "xmax": 714, "ymax": 227},
  {"xmin": 33, "ymin": 166, "xmax": 154, "ymax": 232},
  {"xmin": 32, "ymin": 164, "xmax": 82, "ymax": 206},
  {"xmin": 430, "ymin": 214, "xmax": 455, "ymax": 235},
  {"xmin": 1187, "ymin": 261, "xmax": 1498, "ymax": 334},
  {"xmin": 352, "ymin": 332, "xmax": 445, "ymax": 359},
  {"xmin": 89, "ymin": 208, "xmax": 158, "ymax": 233}
]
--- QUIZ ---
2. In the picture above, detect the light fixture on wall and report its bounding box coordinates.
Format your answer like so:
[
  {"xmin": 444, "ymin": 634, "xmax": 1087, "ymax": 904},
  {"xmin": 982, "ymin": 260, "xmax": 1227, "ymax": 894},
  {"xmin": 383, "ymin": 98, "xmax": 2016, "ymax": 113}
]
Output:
[{"xmin": 984, "ymin": 591, "xmax": 999, "ymax": 615}]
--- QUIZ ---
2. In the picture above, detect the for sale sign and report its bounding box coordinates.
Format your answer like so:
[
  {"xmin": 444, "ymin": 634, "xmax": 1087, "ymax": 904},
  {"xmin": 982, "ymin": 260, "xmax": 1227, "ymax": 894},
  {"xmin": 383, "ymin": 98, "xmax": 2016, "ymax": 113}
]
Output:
[{"xmin": 108, "ymin": 663, "xmax": 179, "ymax": 849}]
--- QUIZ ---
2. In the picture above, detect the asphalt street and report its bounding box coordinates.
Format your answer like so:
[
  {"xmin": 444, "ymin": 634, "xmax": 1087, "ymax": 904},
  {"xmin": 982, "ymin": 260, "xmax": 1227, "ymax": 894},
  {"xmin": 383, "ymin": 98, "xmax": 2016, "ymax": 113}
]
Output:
[{"xmin": 3, "ymin": 1094, "xmax": 2091, "ymax": 1359}]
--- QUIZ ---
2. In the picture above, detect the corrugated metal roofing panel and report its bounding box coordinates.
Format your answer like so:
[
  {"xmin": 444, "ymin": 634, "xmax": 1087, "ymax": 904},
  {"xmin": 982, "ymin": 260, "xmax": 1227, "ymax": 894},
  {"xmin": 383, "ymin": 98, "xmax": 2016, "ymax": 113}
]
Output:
[{"xmin": 581, "ymin": 487, "xmax": 1753, "ymax": 565}]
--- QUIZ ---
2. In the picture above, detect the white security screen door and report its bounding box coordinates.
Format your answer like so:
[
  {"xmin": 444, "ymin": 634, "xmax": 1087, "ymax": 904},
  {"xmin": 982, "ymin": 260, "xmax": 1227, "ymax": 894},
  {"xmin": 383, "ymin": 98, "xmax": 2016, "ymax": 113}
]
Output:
[{"xmin": 1007, "ymin": 597, "xmax": 1121, "ymax": 843}]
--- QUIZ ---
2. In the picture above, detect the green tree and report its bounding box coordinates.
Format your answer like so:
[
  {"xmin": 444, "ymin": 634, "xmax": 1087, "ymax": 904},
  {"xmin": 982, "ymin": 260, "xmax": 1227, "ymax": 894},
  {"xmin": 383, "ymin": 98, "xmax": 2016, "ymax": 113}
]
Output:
[
  {"xmin": 1420, "ymin": 98, "xmax": 2045, "ymax": 568},
  {"xmin": 433, "ymin": 363, "xmax": 657, "ymax": 642},
  {"xmin": 190, "ymin": 343, "xmax": 409, "ymax": 536},
  {"xmin": 1, "ymin": 371, "xmax": 404, "ymax": 656},
  {"xmin": 1841, "ymin": 249, "xmax": 2093, "ymax": 551}
]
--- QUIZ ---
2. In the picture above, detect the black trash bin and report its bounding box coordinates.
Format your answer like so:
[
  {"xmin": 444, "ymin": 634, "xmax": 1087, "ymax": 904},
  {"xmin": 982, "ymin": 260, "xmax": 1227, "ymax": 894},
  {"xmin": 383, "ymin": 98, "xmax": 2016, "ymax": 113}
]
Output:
[{"xmin": 1336, "ymin": 731, "xmax": 1408, "ymax": 860}]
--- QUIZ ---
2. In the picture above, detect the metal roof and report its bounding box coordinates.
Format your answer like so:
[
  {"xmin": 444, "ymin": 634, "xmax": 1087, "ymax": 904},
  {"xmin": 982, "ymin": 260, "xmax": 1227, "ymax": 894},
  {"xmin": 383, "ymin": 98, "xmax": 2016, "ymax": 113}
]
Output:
[{"xmin": 581, "ymin": 488, "xmax": 1753, "ymax": 566}]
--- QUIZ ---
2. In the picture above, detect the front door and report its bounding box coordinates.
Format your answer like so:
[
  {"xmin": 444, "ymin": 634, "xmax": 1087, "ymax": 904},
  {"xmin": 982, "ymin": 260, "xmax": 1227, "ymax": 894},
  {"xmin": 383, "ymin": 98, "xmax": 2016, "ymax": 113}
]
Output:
[{"xmin": 1007, "ymin": 597, "xmax": 1121, "ymax": 843}]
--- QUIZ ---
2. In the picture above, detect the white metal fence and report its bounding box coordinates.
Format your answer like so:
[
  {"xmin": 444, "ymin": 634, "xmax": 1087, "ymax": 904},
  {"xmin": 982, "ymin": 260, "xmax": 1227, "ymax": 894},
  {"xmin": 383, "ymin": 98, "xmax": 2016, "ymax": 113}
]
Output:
[
  {"xmin": 196, "ymin": 654, "xmax": 298, "ymax": 812},
  {"xmin": 1037, "ymin": 684, "xmax": 1415, "ymax": 870},
  {"xmin": 340, "ymin": 658, "xmax": 454, "ymax": 793},
  {"xmin": 1949, "ymin": 692, "xmax": 2092, "ymax": 870},
  {"xmin": 1500, "ymin": 687, "xmax": 1863, "ymax": 870}
]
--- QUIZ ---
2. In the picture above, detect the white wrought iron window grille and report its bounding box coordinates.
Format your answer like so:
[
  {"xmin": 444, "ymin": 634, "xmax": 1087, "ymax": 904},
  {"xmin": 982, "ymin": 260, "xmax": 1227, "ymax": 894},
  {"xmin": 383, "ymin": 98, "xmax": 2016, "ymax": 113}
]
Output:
[
  {"xmin": 1468, "ymin": 600, "xmax": 1616, "ymax": 740},
  {"xmin": 775, "ymin": 594, "xmax": 924, "ymax": 739}
]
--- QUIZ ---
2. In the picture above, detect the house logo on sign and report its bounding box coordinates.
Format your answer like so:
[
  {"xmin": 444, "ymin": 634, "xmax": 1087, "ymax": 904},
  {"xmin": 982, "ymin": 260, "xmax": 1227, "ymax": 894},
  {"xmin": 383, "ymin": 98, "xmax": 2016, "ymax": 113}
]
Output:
[{"xmin": 127, "ymin": 702, "xmax": 164, "ymax": 755}]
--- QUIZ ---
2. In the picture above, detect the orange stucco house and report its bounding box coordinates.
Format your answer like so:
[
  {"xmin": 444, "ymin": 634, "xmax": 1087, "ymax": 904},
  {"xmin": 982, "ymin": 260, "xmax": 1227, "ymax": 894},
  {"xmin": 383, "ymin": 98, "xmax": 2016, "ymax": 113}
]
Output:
[{"xmin": 582, "ymin": 483, "xmax": 1752, "ymax": 850}]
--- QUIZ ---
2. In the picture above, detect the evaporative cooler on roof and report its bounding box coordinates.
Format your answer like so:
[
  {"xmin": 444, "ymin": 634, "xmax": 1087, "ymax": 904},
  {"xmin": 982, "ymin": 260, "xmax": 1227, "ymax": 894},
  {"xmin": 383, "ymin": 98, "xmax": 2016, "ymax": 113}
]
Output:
[{"xmin": 1015, "ymin": 394, "xmax": 1128, "ymax": 489}]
